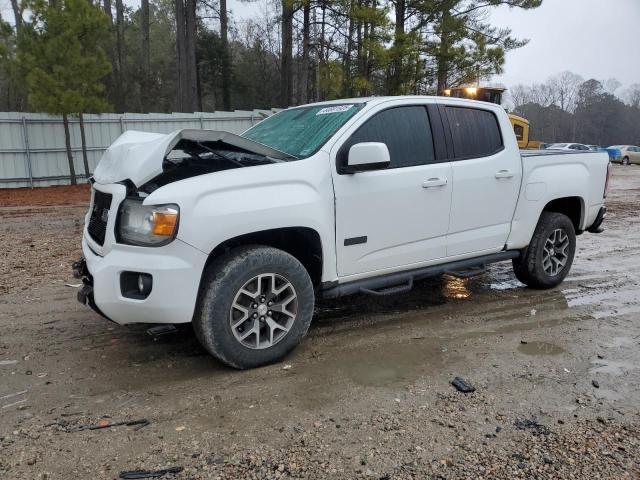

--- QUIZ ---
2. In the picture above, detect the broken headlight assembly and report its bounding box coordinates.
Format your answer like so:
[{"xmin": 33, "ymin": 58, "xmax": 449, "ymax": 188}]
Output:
[{"xmin": 117, "ymin": 199, "xmax": 179, "ymax": 246}]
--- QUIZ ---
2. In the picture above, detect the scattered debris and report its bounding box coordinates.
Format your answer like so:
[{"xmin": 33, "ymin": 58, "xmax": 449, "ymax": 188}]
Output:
[
  {"xmin": 592, "ymin": 380, "xmax": 600, "ymax": 388},
  {"xmin": 520, "ymin": 340, "xmax": 528, "ymax": 344},
  {"xmin": 64, "ymin": 283, "xmax": 82, "ymax": 288},
  {"xmin": 175, "ymin": 425, "xmax": 186, "ymax": 432},
  {"xmin": 0, "ymin": 360, "xmax": 18, "ymax": 366},
  {"xmin": 597, "ymin": 354, "xmax": 604, "ymax": 359},
  {"xmin": 530, "ymin": 309, "xmax": 537, "ymax": 316},
  {"xmin": 2, "ymin": 398, "xmax": 27, "ymax": 409},
  {"xmin": 68, "ymin": 418, "xmax": 150, "ymax": 433},
  {"xmin": 146, "ymin": 325, "xmax": 179, "ymax": 337},
  {"xmin": 119, "ymin": 466, "xmax": 183, "ymax": 479},
  {"xmin": 563, "ymin": 368, "xmax": 571, "ymax": 373},
  {"xmin": 0, "ymin": 390, "xmax": 28, "ymax": 401},
  {"xmin": 514, "ymin": 418, "xmax": 550, "ymax": 435},
  {"xmin": 282, "ymin": 364, "xmax": 292, "ymax": 370},
  {"xmin": 450, "ymin": 377, "xmax": 476, "ymax": 393}
]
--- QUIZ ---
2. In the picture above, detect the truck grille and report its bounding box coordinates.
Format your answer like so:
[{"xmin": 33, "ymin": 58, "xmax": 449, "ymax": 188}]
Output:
[{"xmin": 87, "ymin": 190, "xmax": 113, "ymax": 246}]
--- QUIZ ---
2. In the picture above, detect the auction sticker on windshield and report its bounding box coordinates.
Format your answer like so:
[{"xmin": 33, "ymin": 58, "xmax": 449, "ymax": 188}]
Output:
[{"xmin": 316, "ymin": 105, "xmax": 354, "ymax": 115}]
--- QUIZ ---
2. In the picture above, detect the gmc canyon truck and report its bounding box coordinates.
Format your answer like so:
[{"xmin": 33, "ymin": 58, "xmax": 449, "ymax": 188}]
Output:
[{"xmin": 75, "ymin": 96, "xmax": 610, "ymax": 369}]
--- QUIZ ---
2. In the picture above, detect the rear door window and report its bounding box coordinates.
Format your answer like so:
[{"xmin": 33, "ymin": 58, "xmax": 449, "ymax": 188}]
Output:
[
  {"xmin": 444, "ymin": 106, "xmax": 503, "ymax": 159},
  {"xmin": 340, "ymin": 106, "xmax": 436, "ymax": 168}
]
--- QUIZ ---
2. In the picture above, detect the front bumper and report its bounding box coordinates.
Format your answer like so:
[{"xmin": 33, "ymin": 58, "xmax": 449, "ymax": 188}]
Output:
[{"xmin": 78, "ymin": 236, "xmax": 208, "ymax": 325}]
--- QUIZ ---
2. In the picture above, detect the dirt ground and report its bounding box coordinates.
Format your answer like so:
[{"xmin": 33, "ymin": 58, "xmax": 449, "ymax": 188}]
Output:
[{"xmin": 1, "ymin": 167, "xmax": 639, "ymax": 479}]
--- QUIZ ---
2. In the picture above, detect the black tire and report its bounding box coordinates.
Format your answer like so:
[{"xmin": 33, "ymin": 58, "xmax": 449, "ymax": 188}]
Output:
[
  {"xmin": 193, "ymin": 246, "xmax": 314, "ymax": 369},
  {"xmin": 512, "ymin": 212, "xmax": 576, "ymax": 289},
  {"xmin": 623, "ymin": 156, "xmax": 630, "ymax": 165}
]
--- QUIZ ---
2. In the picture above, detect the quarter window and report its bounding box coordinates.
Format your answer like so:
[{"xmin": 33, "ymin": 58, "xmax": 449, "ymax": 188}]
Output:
[
  {"xmin": 340, "ymin": 106, "xmax": 436, "ymax": 168},
  {"xmin": 445, "ymin": 106, "xmax": 503, "ymax": 159}
]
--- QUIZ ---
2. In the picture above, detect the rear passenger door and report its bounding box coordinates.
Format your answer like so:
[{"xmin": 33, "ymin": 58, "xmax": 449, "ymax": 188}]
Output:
[
  {"xmin": 442, "ymin": 105, "xmax": 522, "ymax": 257},
  {"xmin": 332, "ymin": 104, "xmax": 452, "ymax": 278}
]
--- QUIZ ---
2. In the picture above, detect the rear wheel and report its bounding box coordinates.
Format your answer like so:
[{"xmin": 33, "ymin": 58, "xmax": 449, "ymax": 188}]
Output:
[
  {"xmin": 193, "ymin": 246, "xmax": 314, "ymax": 369},
  {"xmin": 513, "ymin": 212, "xmax": 576, "ymax": 289}
]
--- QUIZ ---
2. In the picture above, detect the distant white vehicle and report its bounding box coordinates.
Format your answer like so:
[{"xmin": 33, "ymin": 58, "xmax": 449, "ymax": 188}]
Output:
[{"xmin": 547, "ymin": 143, "xmax": 592, "ymax": 151}]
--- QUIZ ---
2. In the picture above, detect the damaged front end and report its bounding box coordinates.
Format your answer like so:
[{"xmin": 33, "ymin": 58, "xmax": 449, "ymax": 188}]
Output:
[
  {"xmin": 92, "ymin": 129, "xmax": 294, "ymax": 190},
  {"xmin": 72, "ymin": 257, "xmax": 113, "ymax": 321}
]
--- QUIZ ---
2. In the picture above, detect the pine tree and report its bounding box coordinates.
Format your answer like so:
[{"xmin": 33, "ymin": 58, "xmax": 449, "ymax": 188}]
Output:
[{"xmin": 20, "ymin": 0, "xmax": 112, "ymax": 184}]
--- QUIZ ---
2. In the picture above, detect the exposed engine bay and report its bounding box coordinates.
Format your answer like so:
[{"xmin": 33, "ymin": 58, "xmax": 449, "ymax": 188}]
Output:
[{"xmin": 139, "ymin": 139, "xmax": 285, "ymax": 194}]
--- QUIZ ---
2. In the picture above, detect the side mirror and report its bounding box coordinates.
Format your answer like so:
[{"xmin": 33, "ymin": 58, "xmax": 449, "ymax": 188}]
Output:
[{"xmin": 341, "ymin": 142, "xmax": 390, "ymax": 174}]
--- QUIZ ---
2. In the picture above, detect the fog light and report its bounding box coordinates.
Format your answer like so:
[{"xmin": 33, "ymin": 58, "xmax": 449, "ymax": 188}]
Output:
[
  {"xmin": 120, "ymin": 271, "xmax": 153, "ymax": 299},
  {"xmin": 137, "ymin": 273, "xmax": 152, "ymax": 296}
]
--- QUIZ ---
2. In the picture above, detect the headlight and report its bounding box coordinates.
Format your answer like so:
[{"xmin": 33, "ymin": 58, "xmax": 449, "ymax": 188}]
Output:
[{"xmin": 117, "ymin": 199, "xmax": 179, "ymax": 246}]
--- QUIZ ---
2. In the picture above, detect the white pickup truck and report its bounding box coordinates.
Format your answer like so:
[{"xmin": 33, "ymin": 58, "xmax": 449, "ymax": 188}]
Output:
[{"xmin": 75, "ymin": 96, "xmax": 610, "ymax": 369}]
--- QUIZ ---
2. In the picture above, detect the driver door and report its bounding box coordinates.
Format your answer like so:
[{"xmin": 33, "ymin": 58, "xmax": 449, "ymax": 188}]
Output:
[{"xmin": 331, "ymin": 104, "xmax": 452, "ymax": 278}]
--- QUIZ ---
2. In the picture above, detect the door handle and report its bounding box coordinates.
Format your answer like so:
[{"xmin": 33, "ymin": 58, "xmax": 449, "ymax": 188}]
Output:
[
  {"xmin": 495, "ymin": 169, "xmax": 514, "ymax": 179},
  {"xmin": 422, "ymin": 177, "xmax": 448, "ymax": 188}
]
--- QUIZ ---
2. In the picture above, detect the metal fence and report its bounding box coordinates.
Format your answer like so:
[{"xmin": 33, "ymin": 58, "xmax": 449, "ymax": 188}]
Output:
[{"xmin": 0, "ymin": 110, "xmax": 277, "ymax": 189}]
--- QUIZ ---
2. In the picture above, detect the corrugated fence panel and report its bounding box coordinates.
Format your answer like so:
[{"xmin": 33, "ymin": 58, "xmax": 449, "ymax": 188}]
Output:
[{"xmin": 0, "ymin": 110, "xmax": 276, "ymax": 189}]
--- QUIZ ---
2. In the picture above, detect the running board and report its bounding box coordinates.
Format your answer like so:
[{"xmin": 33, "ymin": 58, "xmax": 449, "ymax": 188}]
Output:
[
  {"xmin": 444, "ymin": 265, "xmax": 487, "ymax": 278},
  {"xmin": 322, "ymin": 251, "xmax": 520, "ymax": 299}
]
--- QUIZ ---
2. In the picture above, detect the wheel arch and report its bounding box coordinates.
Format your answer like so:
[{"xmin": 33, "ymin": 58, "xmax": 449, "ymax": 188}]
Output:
[
  {"xmin": 541, "ymin": 196, "xmax": 584, "ymax": 233},
  {"xmin": 202, "ymin": 227, "xmax": 324, "ymax": 287}
]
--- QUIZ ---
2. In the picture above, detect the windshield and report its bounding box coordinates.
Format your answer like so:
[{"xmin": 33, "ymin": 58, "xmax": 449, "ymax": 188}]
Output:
[{"xmin": 241, "ymin": 104, "xmax": 364, "ymax": 158}]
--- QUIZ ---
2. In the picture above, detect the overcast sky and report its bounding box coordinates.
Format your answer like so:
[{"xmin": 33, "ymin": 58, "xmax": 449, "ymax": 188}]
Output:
[
  {"xmin": 2, "ymin": 0, "xmax": 638, "ymax": 89},
  {"xmin": 489, "ymin": 0, "xmax": 639, "ymax": 88}
]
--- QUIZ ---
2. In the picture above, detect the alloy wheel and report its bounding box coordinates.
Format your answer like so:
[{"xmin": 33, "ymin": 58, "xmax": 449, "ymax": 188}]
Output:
[
  {"xmin": 542, "ymin": 228, "xmax": 570, "ymax": 276},
  {"xmin": 229, "ymin": 273, "xmax": 298, "ymax": 349}
]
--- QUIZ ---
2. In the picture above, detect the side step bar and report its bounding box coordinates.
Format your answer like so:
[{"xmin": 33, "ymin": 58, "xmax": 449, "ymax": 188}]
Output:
[{"xmin": 322, "ymin": 251, "xmax": 520, "ymax": 299}]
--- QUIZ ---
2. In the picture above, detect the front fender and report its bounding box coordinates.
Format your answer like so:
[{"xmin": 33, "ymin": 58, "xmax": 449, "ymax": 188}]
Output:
[{"xmin": 145, "ymin": 156, "xmax": 337, "ymax": 281}]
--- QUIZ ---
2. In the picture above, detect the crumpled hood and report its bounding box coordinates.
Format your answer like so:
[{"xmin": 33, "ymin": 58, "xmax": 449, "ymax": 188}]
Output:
[{"xmin": 92, "ymin": 129, "xmax": 290, "ymax": 187}]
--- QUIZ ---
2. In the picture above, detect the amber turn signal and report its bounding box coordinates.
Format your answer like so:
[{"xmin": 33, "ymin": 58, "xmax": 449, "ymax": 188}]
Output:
[{"xmin": 152, "ymin": 211, "xmax": 179, "ymax": 236}]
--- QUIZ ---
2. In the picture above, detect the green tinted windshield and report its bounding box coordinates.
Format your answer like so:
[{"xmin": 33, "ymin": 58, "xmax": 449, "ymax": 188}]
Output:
[{"xmin": 241, "ymin": 104, "xmax": 363, "ymax": 158}]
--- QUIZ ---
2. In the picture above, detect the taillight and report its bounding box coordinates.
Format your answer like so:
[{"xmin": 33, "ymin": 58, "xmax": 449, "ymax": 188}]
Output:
[{"xmin": 603, "ymin": 162, "xmax": 612, "ymax": 198}]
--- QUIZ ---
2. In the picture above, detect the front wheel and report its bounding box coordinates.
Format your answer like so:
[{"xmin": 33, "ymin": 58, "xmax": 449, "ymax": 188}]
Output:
[
  {"xmin": 193, "ymin": 246, "xmax": 314, "ymax": 369},
  {"xmin": 623, "ymin": 156, "xmax": 630, "ymax": 165},
  {"xmin": 512, "ymin": 212, "xmax": 576, "ymax": 289}
]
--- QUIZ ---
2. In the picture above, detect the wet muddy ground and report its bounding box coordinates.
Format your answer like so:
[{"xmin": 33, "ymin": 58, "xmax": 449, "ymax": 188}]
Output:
[{"xmin": 1, "ymin": 167, "xmax": 639, "ymax": 479}]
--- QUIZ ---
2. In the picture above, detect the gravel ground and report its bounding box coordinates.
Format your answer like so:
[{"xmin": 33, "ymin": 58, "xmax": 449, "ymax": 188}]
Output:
[{"xmin": 1, "ymin": 167, "xmax": 639, "ymax": 479}]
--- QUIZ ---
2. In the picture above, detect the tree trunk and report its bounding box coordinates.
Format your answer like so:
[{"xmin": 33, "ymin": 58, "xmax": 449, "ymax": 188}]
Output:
[
  {"xmin": 175, "ymin": 0, "xmax": 187, "ymax": 110},
  {"xmin": 63, "ymin": 114, "xmax": 77, "ymax": 186},
  {"xmin": 220, "ymin": 0, "xmax": 231, "ymax": 110},
  {"xmin": 280, "ymin": 0, "xmax": 294, "ymax": 107},
  {"xmin": 10, "ymin": 0, "xmax": 21, "ymax": 32},
  {"xmin": 318, "ymin": 1, "xmax": 326, "ymax": 100},
  {"xmin": 79, "ymin": 113, "xmax": 90, "ymax": 181},
  {"xmin": 359, "ymin": 12, "xmax": 370, "ymax": 96},
  {"xmin": 115, "ymin": 0, "xmax": 124, "ymax": 111},
  {"xmin": 141, "ymin": 0, "xmax": 151, "ymax": 112},
  {"xmin": 356, "ymin": 0, "xmax": 362, "ymax": 89},
  {"xmin": 389, "ymin": 0, "xmax": 405, "ymax": 95},
  {"xmin": 436, "ymin": 4, "xmax": 452, "ymax": 95},
  {"xmin": 341, "ymin": 4, "xmax": 354, "ymax": 97},
  {"xmin": 185, "ymin": 0, "xmax": 198, "ymax": 112},
  {"xmin": 300, "ymin": 1, "xmax": 310, "ymax": 104},
  {"xmin": 103, "ymin": 0, "xmax": 113, "ymax": 22}
]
